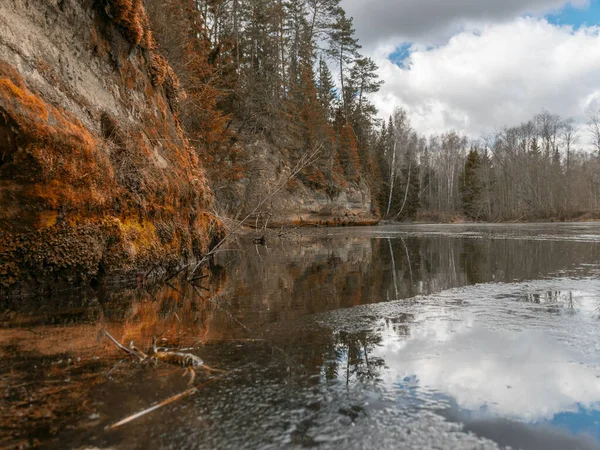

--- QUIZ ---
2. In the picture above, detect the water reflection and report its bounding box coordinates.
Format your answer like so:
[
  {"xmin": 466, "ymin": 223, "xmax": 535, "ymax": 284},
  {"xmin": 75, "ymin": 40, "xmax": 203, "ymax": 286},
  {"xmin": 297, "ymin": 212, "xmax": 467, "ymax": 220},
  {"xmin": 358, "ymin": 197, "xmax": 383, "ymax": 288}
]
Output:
[
  {"xmin": 322, "ymin": 330, "xmax": 386, "ymax": 384},
  {"xmin": 2, "ymin": 224, "xmax": 600, "ymax": 449},
  {"xmin": 216, "ymin": 230, "xmax": 600, "ymax": 320},
  {"xmin": 516, "ymin": 290, "xmax": 600, "ymax": 318},
  {"xmin": 376, "ymin": 325, "xmax": 600, "ymax": 421},
  {"xmin": 444, "ymin": 410, "xmax": 600, "ymax": 450},
  {"xmin": 317, "ymin": 278, "xmax": 600, "ymax": 449}
]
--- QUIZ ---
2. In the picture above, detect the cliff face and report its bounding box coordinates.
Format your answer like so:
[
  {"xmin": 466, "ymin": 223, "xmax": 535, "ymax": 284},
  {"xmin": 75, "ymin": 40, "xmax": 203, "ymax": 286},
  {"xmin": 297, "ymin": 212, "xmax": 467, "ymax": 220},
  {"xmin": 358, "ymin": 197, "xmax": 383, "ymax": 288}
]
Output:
[
  {"xmin": 0, "ymin": 0, "xmax": 223, "ymax": 288},
  {"xmin": 218, "ymin": 140, "xmax": 379, "ymax": 228}
]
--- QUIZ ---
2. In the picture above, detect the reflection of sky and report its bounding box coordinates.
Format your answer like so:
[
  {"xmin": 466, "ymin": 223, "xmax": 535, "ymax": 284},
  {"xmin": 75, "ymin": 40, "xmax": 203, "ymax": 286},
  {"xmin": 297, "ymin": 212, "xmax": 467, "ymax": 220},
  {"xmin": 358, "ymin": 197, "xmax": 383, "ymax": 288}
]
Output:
[
  {"xmin": 365, "ymin": 282, "xmax": 600, "ymax": 444},
  {"xmin": 550, "ymin": 406, "xmax": 600, "ymax": 442},
  {"xmin": 378, "ymin": 325, "xmax": 600, "ymax": 421}
]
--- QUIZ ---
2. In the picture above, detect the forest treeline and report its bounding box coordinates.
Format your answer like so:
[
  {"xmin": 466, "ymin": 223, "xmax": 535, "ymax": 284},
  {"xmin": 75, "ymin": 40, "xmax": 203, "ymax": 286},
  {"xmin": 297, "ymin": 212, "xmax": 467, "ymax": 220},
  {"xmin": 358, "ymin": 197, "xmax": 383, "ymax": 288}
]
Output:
[
  {"xmin": 144, "ymin": 0, "xmax": 600, "ymax": 223},
  {"xmin": 377, "ymin": 108, "xmax": 600, "ymax": 222},
  {"xmin": 145, "ymin": 0, "xmax": 382, "ymax": 200}
]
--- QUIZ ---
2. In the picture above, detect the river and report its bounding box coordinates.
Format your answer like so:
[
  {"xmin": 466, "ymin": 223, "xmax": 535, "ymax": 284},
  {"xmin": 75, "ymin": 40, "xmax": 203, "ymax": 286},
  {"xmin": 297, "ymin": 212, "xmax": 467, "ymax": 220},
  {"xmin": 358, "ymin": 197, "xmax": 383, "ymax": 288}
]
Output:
[{"xmin": 2, "ymin": 223, "xmax": 600, "ymax": 449}]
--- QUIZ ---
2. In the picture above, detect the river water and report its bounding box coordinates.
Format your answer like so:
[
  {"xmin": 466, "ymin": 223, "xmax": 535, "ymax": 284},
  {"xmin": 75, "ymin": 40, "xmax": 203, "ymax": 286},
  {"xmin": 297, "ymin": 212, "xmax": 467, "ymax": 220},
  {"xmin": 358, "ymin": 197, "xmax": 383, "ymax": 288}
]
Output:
[{"xmin": 2, "ymin": 223, "xmax": 600, "ymax": 449}]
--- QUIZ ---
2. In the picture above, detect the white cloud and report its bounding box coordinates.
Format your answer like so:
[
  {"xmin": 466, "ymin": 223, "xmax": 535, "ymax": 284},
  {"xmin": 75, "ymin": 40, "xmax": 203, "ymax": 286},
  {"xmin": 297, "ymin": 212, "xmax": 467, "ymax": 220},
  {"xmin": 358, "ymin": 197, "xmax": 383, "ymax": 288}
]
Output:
[
  {"xmin": 360, "ymin": 278, "xmax": 600, "ymax": 421},
  {"xmin": 367, "ymin": 18, "xmax": 600, "ymax": 143},
  {"xmin": 341, "ymin": 0, "xmax": 589, "ymax": 48},
  {"xmin": 377, "ymin": 321, "xmax": 600, "ymax": 421}
]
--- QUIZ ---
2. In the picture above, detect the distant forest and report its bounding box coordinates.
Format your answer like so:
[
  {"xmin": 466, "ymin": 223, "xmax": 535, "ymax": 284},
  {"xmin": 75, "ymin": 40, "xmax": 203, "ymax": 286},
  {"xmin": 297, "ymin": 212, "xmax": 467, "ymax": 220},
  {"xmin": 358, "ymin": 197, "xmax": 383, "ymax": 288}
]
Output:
[{"xmin": 144, "ymin": 0, "xmax": 600, "ymax": 222}]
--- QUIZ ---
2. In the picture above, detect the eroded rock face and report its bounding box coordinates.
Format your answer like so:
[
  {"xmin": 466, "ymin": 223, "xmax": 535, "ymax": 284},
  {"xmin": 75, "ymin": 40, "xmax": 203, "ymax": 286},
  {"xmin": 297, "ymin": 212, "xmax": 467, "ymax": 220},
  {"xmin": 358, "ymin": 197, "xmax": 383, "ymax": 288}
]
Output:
[
  {"xmin": 220, "ymin": 140, "xmax": 379, "ymax": 228},
  {"xmin": 0, "ymin": 0, "xmax": 223, "ymax": 289}
]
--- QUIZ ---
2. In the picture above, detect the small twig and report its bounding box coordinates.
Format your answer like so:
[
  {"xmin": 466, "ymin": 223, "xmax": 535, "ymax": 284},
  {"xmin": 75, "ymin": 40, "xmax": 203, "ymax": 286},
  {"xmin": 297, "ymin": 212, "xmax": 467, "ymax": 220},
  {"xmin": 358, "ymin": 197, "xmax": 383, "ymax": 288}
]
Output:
[
  {"xmin": 105, "ymin": 360, "xmax": 125, "ymax": 378},
  {"xmin": 145, "ymin": 264, "xmax": 160, "ymax": 279},
  {"xmin": 101, "ymin": 330, "xmax": 145, "ymax": 360},
  {"xmin": 190, "ymin": 274, "xmax": 210, "ymax": 282},
  {"xmin": 108, "ymin": 378, "xmax": 218, "ymax": 429},
  {"xmin": 201, "ymin": 364, "xmax": 227, "ymax": 373},
  {"xmin": 130, "ymin": 342, "xmax": 148, "ymax": 359}
]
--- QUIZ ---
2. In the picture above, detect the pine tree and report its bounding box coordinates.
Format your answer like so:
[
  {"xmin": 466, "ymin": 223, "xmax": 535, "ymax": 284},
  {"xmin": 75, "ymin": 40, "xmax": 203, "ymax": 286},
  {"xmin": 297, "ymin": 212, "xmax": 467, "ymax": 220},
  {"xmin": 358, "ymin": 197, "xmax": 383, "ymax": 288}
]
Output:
[
  {"xmin": 530, "ymin": 137, "xmax": 540, "ymax": 159},
  {"xmin": 459, "ymin": 148, "xmax": 484, "ymax": 219},
  {"xmin": 146, "ymin": 0, "xmax": 235, "ymax": 184},
  {"xmin": 335, "ymin": 113, "xmax": 361, "ymax": 182},
  {"xmin": 307, "ymin": 0, "xmax": 342, "ymax": 44},
  {"xmin": 317, "ymin": 57, "xmax": 337, "ymax": 120},
  {"xmin": 348, "ymin": 57, "xmax": 383, "ymax": 119},
  {"xmin": 327, "ymin": 8, "xmax": 360, "ymax": 119}
]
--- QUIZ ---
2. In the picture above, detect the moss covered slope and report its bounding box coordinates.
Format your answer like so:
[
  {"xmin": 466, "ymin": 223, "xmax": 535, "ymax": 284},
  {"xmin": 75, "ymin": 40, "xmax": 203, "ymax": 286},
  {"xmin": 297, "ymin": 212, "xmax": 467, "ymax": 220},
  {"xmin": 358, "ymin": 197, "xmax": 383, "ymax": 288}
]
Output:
[{"xmin": 0, "ymin": 0, "xmax": 223, "ymax": 288}]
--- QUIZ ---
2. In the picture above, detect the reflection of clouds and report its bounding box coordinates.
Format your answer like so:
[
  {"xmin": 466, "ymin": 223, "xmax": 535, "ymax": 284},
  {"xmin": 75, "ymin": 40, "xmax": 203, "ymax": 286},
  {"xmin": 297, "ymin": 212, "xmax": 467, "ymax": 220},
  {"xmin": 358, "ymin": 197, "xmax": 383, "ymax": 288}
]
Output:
[
  {"xmin": 377, "ymin": 323, "xmax": 600, "ymax": 421},
  {"xmin": 444, "ymin": 410, "xmax": 600, "ymax": 450}
]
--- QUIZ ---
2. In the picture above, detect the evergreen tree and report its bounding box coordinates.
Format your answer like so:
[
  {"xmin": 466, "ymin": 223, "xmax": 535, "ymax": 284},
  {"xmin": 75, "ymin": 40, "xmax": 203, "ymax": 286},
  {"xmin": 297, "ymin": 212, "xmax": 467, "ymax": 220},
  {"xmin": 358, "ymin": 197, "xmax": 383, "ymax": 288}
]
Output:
[
  {"xmin": 147, "ymin": 0, "xmax": 385, "ymax": 209},
  {"xmin": 459, "ymin": 149, "xmax": 484, "ymax": 219},
  {"xmin": 317, "ymin": 57, "xmax": 337, "ymax": 120},
  {"xmin": 348, "ymin": 57, "xmax": 383, "ymax": 119},
  {"xmin": 530, "ymin": 137, "xmax": 540, "ymax": 159},
  {"xmin": 327, "ymin": 8, "xmax": 361, "ymax": 119}
]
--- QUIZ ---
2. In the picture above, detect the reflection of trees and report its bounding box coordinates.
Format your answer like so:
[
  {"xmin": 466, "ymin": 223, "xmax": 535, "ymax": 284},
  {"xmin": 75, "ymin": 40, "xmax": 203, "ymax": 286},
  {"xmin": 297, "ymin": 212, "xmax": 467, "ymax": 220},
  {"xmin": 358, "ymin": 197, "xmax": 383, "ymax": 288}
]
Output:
[
  {"xmin": 210, "ymin": 234, "xmax": 600, "ymax": 335},
  {"xmin": 460, "ymin": 238, "xmax": 490, "ymax": 285},
  {"xmin": 6, "ymin": 232, "xmax": 600, "ymax": 447},
  {"xmin": 522, "ymin": 291, "xmax": 578, "ymax": 315},
  {"xmin": 384, "ymin": 314, "xmax": 414, "ymax": 337},
  {"xmin": 378, "ymin": 236, "xmax": 600, "ymax": 304},
  {"xmin": 322, "ymin": 330, "xmax": 385, "ymax": 385}
]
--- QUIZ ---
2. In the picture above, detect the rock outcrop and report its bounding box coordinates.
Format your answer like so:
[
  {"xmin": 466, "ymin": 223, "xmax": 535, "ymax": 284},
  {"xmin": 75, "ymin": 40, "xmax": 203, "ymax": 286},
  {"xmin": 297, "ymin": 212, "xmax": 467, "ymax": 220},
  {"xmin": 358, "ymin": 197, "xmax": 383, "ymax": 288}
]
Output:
[
  {"xmin": 218, "ymin": 140, "xmax": 379, "ymax": 228},
  {"xmin": 0, "ymin": 0, "xmax": 223, "ymax": 289}
]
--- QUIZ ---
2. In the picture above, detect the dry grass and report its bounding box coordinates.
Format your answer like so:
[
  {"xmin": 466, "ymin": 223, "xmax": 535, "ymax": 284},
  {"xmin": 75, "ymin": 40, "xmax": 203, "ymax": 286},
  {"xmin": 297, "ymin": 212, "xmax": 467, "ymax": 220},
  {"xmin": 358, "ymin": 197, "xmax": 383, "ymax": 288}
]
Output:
[
  {"xmin": 415, "ymin": 210, "xmax": 468, "ymax": 224},
  {"xmin": 149, "ymin": 53, "xmax": 168, "ymax": 87}
]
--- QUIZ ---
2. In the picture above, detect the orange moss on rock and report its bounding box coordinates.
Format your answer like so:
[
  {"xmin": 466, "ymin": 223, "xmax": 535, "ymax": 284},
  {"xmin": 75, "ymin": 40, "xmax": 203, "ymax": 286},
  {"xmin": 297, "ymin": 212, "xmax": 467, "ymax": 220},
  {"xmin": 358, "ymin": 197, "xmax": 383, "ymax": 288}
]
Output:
[
  {"xmin": 0, "ymin": 78, "xmax": 49, "ymax": 123},
  {"xmin": 104, "ymin": 0, "xmax": 152, "ymax": 48},
  {"xmin": 0, "ymin": 0, "xmax": 224, "ymax": 291},
  {"xmin": 101, "ymin": 0, "xmax": 183, "ymax": 110},
  {"xmin": 149, "ymin": 53, "xmax": 168, "ymax": 87},
  {"xmin": 0, "ymin": 53, "xmax": 222, "ymax": 289},
  {"xmin": 0, "ymin": 70, "xmax": 114, "ymax": 234}
]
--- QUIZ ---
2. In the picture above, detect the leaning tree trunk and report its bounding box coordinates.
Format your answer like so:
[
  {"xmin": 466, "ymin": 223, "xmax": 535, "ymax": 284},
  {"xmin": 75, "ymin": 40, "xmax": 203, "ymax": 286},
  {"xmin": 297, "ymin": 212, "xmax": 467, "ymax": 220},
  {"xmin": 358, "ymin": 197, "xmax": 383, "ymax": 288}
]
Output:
[
  {"xmin": 385, "ymin": 142, "xmax": 397, "ymax": 218},
  {"xmin": 393, "ymin": 157, "xmax": 412, "ymax": 221}
]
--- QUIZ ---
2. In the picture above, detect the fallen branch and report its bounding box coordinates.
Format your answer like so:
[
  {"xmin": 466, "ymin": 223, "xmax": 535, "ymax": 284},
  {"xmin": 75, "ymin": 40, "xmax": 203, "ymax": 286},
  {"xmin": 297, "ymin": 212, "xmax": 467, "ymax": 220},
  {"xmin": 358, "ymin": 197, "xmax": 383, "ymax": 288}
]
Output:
[
  {"xmin": 108, "ymin": 378, "xmax": 218, "ymax": 430},
  {"xmin": 186, "ymin": 143, "xmax": 324, "ymax": 279},
  {"xmin": 100, "ymin": 330, "xmax": 146, "ymax": 361}
]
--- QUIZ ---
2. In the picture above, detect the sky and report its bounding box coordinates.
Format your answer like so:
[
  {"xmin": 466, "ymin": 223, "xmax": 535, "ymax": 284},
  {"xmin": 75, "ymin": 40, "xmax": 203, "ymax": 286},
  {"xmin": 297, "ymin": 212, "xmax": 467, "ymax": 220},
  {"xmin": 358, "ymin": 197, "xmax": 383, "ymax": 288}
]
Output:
[{"xmin": 340, "ymin": 0, "xmax": 600, "ymax": 146}]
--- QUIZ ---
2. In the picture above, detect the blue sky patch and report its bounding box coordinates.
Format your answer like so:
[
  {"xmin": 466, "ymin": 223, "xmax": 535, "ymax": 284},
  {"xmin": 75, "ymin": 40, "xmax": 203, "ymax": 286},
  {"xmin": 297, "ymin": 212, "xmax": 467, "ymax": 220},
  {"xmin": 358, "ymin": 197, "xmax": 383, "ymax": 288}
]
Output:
[
  {"xmin": 546, "ymin": 0, "xmax": 600, "ymax": 29},
  {"xmin": 548, "ymin": 404, "xmax": 600, "ymax": 443},
  {"xmin": 389, "ymin": 42, "xmax": 413, "ymax": 68}
]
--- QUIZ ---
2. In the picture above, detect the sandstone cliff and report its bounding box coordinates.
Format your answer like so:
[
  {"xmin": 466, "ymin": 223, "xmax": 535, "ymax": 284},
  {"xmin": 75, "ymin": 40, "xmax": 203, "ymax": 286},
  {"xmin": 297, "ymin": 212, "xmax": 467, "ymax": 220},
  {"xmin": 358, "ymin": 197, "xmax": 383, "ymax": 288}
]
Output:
[
  {"xmin": 0, "ymin": 0, "xmax": 223, "ymax": 289},
  {"xmin": 217, "ymin": 139, "xmax": 379, "ymax": 228}
]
